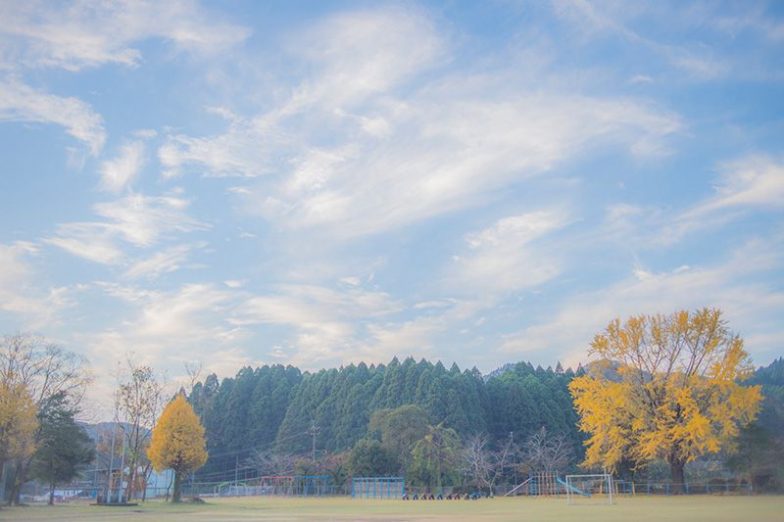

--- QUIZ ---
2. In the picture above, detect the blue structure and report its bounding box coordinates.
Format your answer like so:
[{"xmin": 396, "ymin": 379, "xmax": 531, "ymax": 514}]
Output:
[{"xmin": 351, "ymin": 477, "xmax": 405, "ymax": 499}]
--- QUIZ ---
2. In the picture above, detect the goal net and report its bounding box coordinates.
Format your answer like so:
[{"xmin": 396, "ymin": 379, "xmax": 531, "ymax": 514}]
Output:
[{"xmin": 565, "ymin": 474, "xmax": 614, "ymax": 505}]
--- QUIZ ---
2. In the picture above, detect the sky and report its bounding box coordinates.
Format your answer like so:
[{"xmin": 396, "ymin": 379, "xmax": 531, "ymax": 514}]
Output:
[{"xmin": 1, "ymin": 0, "xmax": 783, "ymax": 417}]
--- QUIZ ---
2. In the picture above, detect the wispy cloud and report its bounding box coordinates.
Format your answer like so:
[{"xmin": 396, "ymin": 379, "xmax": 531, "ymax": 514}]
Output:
[
  {"xmin": 231, "ymin": 283, "xmax": 402, "ymax": 366},
  {"xmin": 161, "ymin": 6, "xmax": 681, "ymax": 239},
  {"xmin": 100, "ymin": 141, "xmax": 145, "ymax": 192},
  {"xmin": 0, "ymin": 0, "xmax": 250, "ymax": 71},
  {"xmin": 688, "ymin": 156, "xmax": 784, "ymax": 215},
  {"xmin": 0, "ymin": 241, "xmax": 72, "ymax": 325},
  {"xmin": 646, "ymin": 156, "xmax": 784, "ymax": 245},
  {"xmin": 0, "ymin": 77, "xmax": 105, "ymax": 154},
  {"xmin": 499, "ymin": 237, "xmax": 784, "ymax": 366},
  {"xmin": 80, "ymin": 281, "xmax": 248, "ymax": 408},
  {"xmin": 45, "ymin": 194, "xmax": 207, "ymax": 264},
  {"xmin": 124, "ymin": 243, "xmax": 196, "ymax": 279},
  {"xmin": 551, "ymin": 0, "xmax": 730, "ymax": 80},
  {"xmin": 449, "ymin": 210, "xmax": 570, "ymax": 297}
]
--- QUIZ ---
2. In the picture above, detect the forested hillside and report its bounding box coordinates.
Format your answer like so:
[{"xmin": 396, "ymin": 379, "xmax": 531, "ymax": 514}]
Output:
[
  {"xmin": 188, "ymin": 358, "xmax": 582, "ymax": 478},
  {"xmin": 730, "ymin": 357, "xmax": 784, "ymax": 490},
  {"xmin": 188, "ymin": 357, "xmax": 782, "ymax": 489}
]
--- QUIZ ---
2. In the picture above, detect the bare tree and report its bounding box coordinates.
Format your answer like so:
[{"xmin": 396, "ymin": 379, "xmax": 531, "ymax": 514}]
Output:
[
  {"xmin": 0, "ymin": 334, "xmax": 91, "ymax": 505},
  {"xmin": 461, "ymin": 433, "xmax": 518, "ymax": 493},
  {"xmin": 246, "ymin": 450, "xmax": 296, "ymax": 477},
  {"xmin": 521, "ymin": 427, "xmax": 573, "ymax": 475},
  {"xmin": 0, "ymin": 334, "xmax": 90, "ymax": 408},
  {"xmin": 184, "ymin": 361, "xmax": 203, "ymax": 394},
  {"xmin": 117, "ymin": 359, "xmax": 165, "ymax": 501}
]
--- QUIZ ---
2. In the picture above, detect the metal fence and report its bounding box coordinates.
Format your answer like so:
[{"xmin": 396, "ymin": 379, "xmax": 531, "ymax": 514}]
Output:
[
  {"xmin": 18, "ymin": 477, "xmax": 755, "ymax": 505},
  {"xmin": 613, "ymin": 480, "xmax": 753, "ymax": 495}
]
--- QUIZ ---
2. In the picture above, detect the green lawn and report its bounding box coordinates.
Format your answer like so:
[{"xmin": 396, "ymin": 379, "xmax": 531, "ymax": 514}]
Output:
[{"xmin": 0, "ymin": 495, "xmax": 781, "ymax": 521}]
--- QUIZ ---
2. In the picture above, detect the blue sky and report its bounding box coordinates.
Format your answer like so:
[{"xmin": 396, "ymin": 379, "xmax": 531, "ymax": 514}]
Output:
[{"xmin": 1, "ymin": 0, "xmax": 782, "ymax": 415}]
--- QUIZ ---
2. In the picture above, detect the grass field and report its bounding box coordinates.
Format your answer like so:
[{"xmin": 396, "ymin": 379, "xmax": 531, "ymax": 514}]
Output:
[{"xmin": 0, "ymin": 495, "xmax": 781, "ymax": 521}]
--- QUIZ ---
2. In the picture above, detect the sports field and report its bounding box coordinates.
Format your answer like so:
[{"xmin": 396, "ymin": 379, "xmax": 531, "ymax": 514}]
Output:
[{"xmin": 0, "ymin": 496, "xmax": 781, "ymax": 522}]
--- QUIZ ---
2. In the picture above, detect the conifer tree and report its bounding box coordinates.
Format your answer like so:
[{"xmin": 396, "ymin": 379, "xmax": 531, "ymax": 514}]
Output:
[{"xmin": 31, "ymin": 393, "xmax": 94, "ymax": 505}]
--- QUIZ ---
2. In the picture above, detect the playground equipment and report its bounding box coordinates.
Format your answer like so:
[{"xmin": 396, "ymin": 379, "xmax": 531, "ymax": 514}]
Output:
[
  {"xmin": 505, "ymin": 472, "xmax": 563, "ymax": 497},
  {"xmin": 505, "ymin": 472, "xmax": 614, "ymax": 504}
]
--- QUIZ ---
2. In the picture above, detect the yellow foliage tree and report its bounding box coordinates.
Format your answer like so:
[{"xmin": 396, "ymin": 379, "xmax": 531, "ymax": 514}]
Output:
[
  {"xmin": 0, "ymin": 381, "xmax": 38, "ymax": 466},
  {"xmin": 569, "ymin": 308, "xmax": 762, "ymax": 492},
  {"xmin": 147, "ymin": 393, "xmax": 207, "ymax": 502}
]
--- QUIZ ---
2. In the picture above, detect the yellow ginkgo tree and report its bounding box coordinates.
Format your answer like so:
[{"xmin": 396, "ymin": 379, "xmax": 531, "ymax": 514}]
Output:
[
  {"xmin": 147, "ymin": 392, "xmax": 207, "ymax": 502},
  {"xmin": 569, "ymin": 308, "xmax": 762, "ymax": 492},
  {"xmin": 0, "ymin": 381, "xmax": 38, "ymax": 466}
]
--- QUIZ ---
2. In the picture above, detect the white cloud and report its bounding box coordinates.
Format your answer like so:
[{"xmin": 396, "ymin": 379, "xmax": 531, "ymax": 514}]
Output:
[
  {"xmin": 0, "ymin": 0, "xmax": 250, "ymax": 71},
  {"xmin": 46, "ymin": 194, "xmax": 207, "ymax": 264},
  {"xmin": 93, "ymin": 194, "xmax": 205, "ymax": 247},
  {"xmin": 171, "ymin": 89, "xmax": 680, "ymax": 238},
  {"xmin": 629, "ymin": 74, "xmax": 654, "ymax": 84},
  {"xmin": 84, "ymin": 283, "xmax": 240, "ymax": 369},
  {"xmin": 124, "ymin": 244, "xmax": 195, "ymax": 279},
  {"xmin": 691, "ymin": 156, "xmax": 784, "ymax": 214},
  {"xmin": 449, "ymin": 210, "xmax": 570, "ymax": 296},
  {"xmin": 135, "ymin": 283, "xmax": 231, "ymax": 338},
  {"xmin": 232, "ymin": 283, "xmax": 402, "ymax": 366},
  {"xmin": 80, "ymin": 282, "xmax": 250, "ymax": 413},
  {"xmin": 356, "ymin": 299, "xmax": 485, "ymax": 366},
  {"xmin": 100, "ymin": 141, "xmax": 145, "ymax": 192},
  {"xmin": 0, "ymin": 241, "xmax": 42, "ymax": 316},
  {"xmin": 0, "ymin": 241, "xmax": 72, "ymax": 325},
  {"xmin": 0, "ymin": 78, "xmax": 105, "ymax": 154},
  {"xmin": 156, "ymin": 6, "xmax": 681, "ymax": 239},
  {"xmin": 499, "ymin": 238, "xmax": 784, "ymax": 367},
  {"xmin": 339, "ymin": 276, "xmax": 361, "ymax": 287},
  {"xmin": 158, "ymin": 116, "xmax": 273, "ymax": 179},
  {"xmin": 705, "ymin": 6, "xmax": 784, "ymax": 43},
  {"xmin": 551, "ymin": 0, "xmax": 731, "ymax": 80},
  {"xmin": 288, "ymin": 6, "xmax": 444, "ymax": 107},
  {"xmin": 44, "ymin": 223, "xmax": 125, "ymax": 264},
  {"xmin": 158, "ymin": 7, "xmax": 442, "ymax": 180},
  {"xmin": 236, "ymin": 284, "xmax": 399, "ymax": 327},
  {"xmin": 362, "ymin": 317, "xmax": 442, "ymax": 361},
  {"xmin": 644, "ymin": 156, "xmax": 784, "ymax": 245}
]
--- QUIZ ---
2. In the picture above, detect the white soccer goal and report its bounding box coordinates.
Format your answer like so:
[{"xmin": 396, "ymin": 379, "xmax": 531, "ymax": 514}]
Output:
[{"xmin": 565, "ymin": 474, "xmax": 614, "ymax": 505}]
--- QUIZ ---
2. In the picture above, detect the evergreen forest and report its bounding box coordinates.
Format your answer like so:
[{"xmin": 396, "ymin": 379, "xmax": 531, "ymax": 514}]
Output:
[{"xmin": 188, "ymin": 356, "xmax": 784, "ymax": 491}]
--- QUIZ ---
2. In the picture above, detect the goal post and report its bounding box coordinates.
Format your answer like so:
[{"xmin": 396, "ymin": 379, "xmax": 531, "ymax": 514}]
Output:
[{"xmin": 565, "ymin": 474, "xmax": 614, "ymax": 505}]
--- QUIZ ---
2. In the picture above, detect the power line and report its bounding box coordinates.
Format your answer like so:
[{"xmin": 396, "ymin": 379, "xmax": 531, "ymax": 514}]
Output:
[
  {"xmin": 191, "ymin": 428, "xmax": 312, "ymax": 481},
  {"xmin": 200, "ymin": 429, "xmax": 309, "ymax": 460}
]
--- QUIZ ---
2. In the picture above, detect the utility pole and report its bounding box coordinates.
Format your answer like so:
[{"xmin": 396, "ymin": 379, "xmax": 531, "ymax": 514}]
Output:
[
  {"xmin": 118, "ymin": 426, "xmax": 126, "ymax": 503},
  {"xmin": 308, "ymin": 422, "xmax": 320, "ymax": 464},
  {"xmin": 108, "ymin": 423, "xmax": 117, "ymax": 504},
  {"xmin": 509, "ymin": 431, "xmax": 517, "ymax": 486}
]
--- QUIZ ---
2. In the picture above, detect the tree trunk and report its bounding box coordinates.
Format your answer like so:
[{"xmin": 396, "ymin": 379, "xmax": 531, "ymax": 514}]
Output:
[
  {"xmin": 141, "ymin": 463, "xmax": 151, "ymax": 502},
  {"xmin": 9, "ymin": 458, "xmax": 29, "ymax": 506},
  {"xmin": 126, "ymin": 465, "xmax": 135, "ymax": 501},
  {"xmin": 670, "ymin": 457, "xmax": 686, "ymax": 494},
  {"xmin": 172, "ymin": 470, "xmax": 182, "ymax": 503},
  {"xmin": 48, "ymin": 482, "xmax": 55, "ymax": 505}
]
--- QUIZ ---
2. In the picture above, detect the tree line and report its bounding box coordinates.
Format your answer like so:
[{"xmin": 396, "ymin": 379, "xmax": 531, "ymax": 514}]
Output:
[
  {"xmin": 188, "ymin": 357, "xmax": 583, "ymax": 484},
  {"xmin": 1, "ymin": 308, "xmax": 782, "ymax": 504},
  {"xmin": 187, "ymin": 311, "xmax": 782, "ymax": 493}
]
